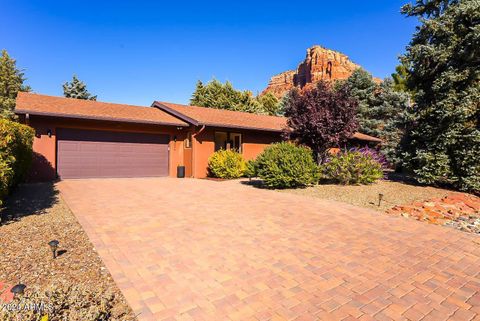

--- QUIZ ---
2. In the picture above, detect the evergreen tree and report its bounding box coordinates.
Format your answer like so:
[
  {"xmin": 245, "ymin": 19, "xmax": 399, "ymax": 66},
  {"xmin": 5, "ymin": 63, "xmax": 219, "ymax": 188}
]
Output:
[
  {"xmin": 191, "ymin": 80, "xmax": 206, "ymax": 106},
  {"xmin": 401, "ymin": 0, "xmax": 479, "ymax": 192},
  {"xmin": 0, "ymin": 50, "xmax": 31, "ymax": 119},
  {"xmin": 344, "ymin": 69, "xmax": 377, "ymax": 135},
  {"xmin": 344, "ymin": 69, "xmax": 410, "ymax": 164},
  {"xmin": 256, "ymin": 92, "xmax": 280, "ymax": 116},
  {"xmin": 190, "ymin": 78, "xmax": 270, "ymax": 114},
  {"xmin": 276, "ymin": 93, "xmax": 290, "ymax": 116},
  {"xmin": 391, "ymin": 63, "xmax": 410, "ymax": 93},
  {"xmin": 63, "ymin": 75, "xmax": 97, "ymax": 100},
  {"xmin": 373, "ymin": 79, "xmax": 410, "ymax": 164}
]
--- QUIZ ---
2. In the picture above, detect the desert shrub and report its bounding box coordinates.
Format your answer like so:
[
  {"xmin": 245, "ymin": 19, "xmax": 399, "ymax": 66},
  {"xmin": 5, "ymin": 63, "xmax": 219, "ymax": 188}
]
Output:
[
  {"xmin": 244, "ymin": 159, "xmax": 258, "ymax": 178},
  {"xmin": 0, "ymin": 119, "xmax": 34, "ymax": 206},
  {"xmin": 0, "ymin": 283, "xmax": 134, "ymax": 321},
  {"xmin": 255, "ymin": 142, "xmax": 319, "ymax": 188},
  {"xmin": 321, "ymin": 147, "xmax": 385, "ymax": 185},
  {"xmin": 208, "ymin": 149, "xmax": 246, "ymax": 179}
]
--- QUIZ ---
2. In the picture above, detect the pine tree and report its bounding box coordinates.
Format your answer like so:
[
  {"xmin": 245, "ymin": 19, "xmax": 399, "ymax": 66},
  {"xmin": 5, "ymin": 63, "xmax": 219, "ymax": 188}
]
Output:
[
  {"xmin": 256, "ymin": 92, "xmax": 280, "ymax": 116},
  {"xmin": 401, "ymin": 0, "xmax": 480, "ymax": 192},
  {"xmin": 63, "ymin": 75, "xmax": 97, "ymax": 100},
  {"xmin": 344, "ymin": 69, "xmax": 378, "ymax": 135},
  {"xmin": 373, "ymin": 79, "xmax": 410, "ymax": 164},
  {"xmin": 191, "ymin": 80, "xmax": 206, "ymax": 106},
  {"xmin": 0, "ymin": 50, "xmax": 31, "ymax": 119},
  {"xmin": 344, "ymin": 69, "xmax": 410, "ymax": 164},
  {"xmin": 190, "ymin": 78, "xmax": 275, "ymax": 114},
  {"xmin": 391, "ymin": 63, "xmax": 410, "ymax": 93}
]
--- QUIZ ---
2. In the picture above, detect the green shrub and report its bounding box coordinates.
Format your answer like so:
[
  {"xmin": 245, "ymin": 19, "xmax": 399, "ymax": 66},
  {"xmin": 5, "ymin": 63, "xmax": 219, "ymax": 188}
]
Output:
[
  {"xmin": 208, "ymin": 149, "xmax": 246, "ymax": 179},
  {"xmin": 255, "ymin": 142, "xmax": 319, "ymax": 188},
  {"xmin": 244, "ymin": 159, "xmax": 258, "ymax": 178},
  {"xmin": 321, "ymin": 147, "xmax": 385, "ymax": 185},
  {"xmin": 0, "ymin": 159, "xmax": 14, "ymax": 206},
  {"xmin": 0, "ymin": 119, "xmax": 34, "ymax": 206}
]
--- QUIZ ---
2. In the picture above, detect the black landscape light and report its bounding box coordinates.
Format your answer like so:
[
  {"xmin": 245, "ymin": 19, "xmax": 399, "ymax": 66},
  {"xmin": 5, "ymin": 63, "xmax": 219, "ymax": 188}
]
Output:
[
  {"xmin": 10, "ymin": 284, "xmax": 26, "ymax": 299},
  {"xmin": 48, "ymin": 240, "xmax": 59, "ymax": 259},
  {"xmin": 378, "ymin": 193, "xmax": 384, "ymax": 207}
]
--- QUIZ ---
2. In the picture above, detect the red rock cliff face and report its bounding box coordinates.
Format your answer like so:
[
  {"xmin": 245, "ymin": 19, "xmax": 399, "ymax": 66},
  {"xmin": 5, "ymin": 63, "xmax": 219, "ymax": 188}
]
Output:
[{"xmin": 263, "ymin": 46, "xmax": 371, "ymax": 98}]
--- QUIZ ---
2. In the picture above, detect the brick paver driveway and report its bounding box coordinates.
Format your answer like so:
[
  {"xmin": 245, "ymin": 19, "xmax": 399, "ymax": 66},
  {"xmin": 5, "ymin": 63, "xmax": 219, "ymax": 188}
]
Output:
[{"xmin": 58, "ymin": 178, "xmax": 480, "ymax": 321}]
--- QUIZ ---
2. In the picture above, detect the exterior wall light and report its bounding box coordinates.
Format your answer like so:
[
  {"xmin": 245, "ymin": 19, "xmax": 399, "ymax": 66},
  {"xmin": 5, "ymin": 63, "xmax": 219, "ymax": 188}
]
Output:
[
  {"xmin": 47, "ymin": 129, "xmax": 52, "ymax": 138},
  {"xmin": 176, "ymin": 127, "xmax": 183, "ymax": 130},
  {"xmin": 48, "ymin": 240, "xmax": 59, "ymax": 259}
]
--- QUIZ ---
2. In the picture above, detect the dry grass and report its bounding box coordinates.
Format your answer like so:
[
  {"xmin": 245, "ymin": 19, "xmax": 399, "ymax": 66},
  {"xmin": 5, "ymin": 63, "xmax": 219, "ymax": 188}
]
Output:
[
  {"xmin": 280, "ymin": 179, "xmax": 452, "ymax": 211},
  {"xmin": 0, "ymin": 183, "xmax": 135, "ymax": 320}
]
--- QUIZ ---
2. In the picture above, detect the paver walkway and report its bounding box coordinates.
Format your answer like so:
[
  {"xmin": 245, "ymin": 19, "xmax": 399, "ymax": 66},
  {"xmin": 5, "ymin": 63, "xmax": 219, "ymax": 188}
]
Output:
[{"xmin": 57, "ymin": 178, "xmax": 480, "ymax": 321}]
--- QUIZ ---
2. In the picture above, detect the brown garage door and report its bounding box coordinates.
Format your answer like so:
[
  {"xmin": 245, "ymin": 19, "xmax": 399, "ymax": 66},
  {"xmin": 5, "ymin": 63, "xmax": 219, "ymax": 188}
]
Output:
[{"xmin": 57, "ymin": 128, "xmax": 169, "ymax": 179}]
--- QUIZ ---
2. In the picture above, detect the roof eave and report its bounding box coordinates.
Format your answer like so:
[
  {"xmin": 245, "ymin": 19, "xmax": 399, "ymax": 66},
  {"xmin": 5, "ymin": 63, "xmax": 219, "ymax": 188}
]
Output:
[
  {"xmin": 14, "ymin": 109, "xmax": 188, "ymax": 127},
  {"xmin": 203, "ymin": 122, "xmax": 285, "ymax": 133},
  {"xmin": 351, "ymin": 134, "xmax": 382, "ymax": 143}
]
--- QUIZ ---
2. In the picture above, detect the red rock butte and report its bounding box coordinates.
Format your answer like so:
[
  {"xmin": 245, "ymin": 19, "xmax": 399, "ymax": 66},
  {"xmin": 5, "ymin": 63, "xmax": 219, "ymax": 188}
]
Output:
[{"xmin": 262, "ymin": 45, "xmax": 380, "ymax": 98}]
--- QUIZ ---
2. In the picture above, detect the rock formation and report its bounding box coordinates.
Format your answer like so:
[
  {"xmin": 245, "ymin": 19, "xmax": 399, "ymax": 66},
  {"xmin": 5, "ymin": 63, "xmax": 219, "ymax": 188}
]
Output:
[{"xmin": 262, "ymin": 45, "xmax": 378, "ymax": 98}]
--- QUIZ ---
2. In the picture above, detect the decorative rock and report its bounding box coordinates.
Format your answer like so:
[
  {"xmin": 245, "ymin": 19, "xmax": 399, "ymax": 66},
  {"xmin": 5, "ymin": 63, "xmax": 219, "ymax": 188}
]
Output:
[{"xmin": 386, "ymin": 193, "xmax": 480, "ymax": 234}]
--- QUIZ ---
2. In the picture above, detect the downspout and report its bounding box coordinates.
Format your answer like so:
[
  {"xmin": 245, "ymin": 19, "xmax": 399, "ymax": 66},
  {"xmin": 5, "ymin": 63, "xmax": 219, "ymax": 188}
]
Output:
[{"xmin": 191, "ymin": 125, "xmax": 206, "ymax": 178}]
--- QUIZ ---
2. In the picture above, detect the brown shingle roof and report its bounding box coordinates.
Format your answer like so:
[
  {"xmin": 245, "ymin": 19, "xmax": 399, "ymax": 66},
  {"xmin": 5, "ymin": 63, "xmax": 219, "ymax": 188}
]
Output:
[
  {"xmin": 154, "ymin": 101, "xmax": 288, "ymax": 132},
  {"xmin": 15, "ymin": 92, "xmax": 188, "ymax": 126},
  {"xmin": 154, "ymin": 101, "xmax": 381, "ymax": 143}
]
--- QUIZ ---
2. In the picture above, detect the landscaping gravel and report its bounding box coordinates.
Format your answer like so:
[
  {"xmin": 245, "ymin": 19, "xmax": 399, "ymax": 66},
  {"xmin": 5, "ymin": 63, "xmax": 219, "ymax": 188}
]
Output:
[
  {"xmin": 0, "ymin": 183, "xmax": 135, "ymax": 320},
  {"xmin": 280, "ymin": 179, "xmax": 451, "ymax": 212},
  {"xmin": 278, "ymin": 177, "xmax": 480, "ymax": 235}
]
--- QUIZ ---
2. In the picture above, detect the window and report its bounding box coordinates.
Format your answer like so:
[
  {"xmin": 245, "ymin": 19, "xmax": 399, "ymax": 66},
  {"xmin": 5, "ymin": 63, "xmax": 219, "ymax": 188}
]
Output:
[
  {"xmin": 214, "ymin": 131, "xmax": 242, "ymax": 153},
  {"xmin": 214, "ymin": 132, "xmax": 227, "ymax": 151},
  {"xmin": 230, "ymin": 133, "xmax": 242, "ymax": 152},
  {"xmin": 185, "ymin": 132, "xmax": 192, "ymax": 148}
]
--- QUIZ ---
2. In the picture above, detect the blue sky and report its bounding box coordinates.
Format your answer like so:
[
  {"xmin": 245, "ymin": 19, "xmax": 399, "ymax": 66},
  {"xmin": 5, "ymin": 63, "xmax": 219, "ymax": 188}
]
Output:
[{"xmin": 1, "ymin": 1, "xmax": 417, "ymax": 106}]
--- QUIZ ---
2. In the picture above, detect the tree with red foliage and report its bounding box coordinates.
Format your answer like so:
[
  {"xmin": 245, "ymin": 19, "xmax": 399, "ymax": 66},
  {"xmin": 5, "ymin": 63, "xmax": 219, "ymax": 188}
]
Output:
[{"xmin": 284, "ymin": 81, "xmax": 358, "ymax": 163}]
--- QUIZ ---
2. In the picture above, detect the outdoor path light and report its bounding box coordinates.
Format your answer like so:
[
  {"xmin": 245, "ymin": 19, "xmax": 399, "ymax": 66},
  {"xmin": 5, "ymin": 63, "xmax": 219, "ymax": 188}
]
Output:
[
  {"xmin": 378, "ymin": 193, "xmax": 384, "ymax": 207},
  {"xmin": 48, "ymin": 240, "xmax": 59, "ymax": 259},
  {"xmin": 11, "ymin": 284, "xmax": 26, "ymax": 299}
]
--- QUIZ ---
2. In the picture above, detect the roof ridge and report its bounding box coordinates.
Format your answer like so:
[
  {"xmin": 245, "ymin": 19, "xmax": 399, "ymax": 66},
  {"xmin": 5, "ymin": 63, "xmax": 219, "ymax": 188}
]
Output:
[{"xmin": 155, "ymin": 101, "xmax": 287, "ymax": 120}]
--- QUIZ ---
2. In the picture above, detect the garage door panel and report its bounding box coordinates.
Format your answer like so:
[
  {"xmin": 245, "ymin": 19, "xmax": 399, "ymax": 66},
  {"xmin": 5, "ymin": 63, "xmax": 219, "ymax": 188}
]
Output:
[{"xmin": 57, "ymin": 129, "xmax": 169, "ymax": 179}]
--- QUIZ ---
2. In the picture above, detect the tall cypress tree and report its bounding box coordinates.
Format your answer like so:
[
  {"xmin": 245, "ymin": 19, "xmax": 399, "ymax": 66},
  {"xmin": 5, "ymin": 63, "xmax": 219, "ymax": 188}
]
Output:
[
  {"xmin": 401, "ymin": 0, "xmax": 479, "ymax": 192},
  {"xmin": 0, "ymin": 50, "xmax": 31, "ymax": 119},
  {"xmin": 63, "ymin": 75, "xmax": 97, "ymax": 100}
]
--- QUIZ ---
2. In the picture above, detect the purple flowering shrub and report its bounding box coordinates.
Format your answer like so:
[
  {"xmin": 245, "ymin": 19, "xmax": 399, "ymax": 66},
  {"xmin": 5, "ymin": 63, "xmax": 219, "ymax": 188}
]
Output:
[
  {"xmin": 350, "ymin": 146, "xmax": 389, "ymax": 168},
  {"xmin": 321, "ymin": 146, "xmax": 386, "ymax": 185}
]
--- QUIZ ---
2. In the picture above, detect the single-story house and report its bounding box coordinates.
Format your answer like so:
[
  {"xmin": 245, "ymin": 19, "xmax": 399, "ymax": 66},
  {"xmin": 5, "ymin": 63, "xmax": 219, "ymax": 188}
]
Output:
[{"xmin": 15, "ymin": 92, "xmax": 381, "ymax": 181}]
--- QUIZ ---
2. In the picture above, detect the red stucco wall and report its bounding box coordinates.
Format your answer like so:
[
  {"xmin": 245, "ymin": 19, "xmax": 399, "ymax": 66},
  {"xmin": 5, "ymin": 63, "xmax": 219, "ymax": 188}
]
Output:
[
  {"xmin": 25, "ymin": 116, "xmax": 187, "ymax": 181},
  {"xmin": 191, "ymin": 128, "xmax": 282, "ymax": 178},
  {"xmin": 24, "ymin": 116, "xmax": 282, "ymax": 181}
]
